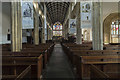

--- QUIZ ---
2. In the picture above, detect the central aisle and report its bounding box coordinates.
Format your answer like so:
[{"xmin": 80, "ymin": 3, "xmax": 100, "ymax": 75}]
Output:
[{"xmin": 44, "ymin": 44, "xmax": 75, "ymax": 79}]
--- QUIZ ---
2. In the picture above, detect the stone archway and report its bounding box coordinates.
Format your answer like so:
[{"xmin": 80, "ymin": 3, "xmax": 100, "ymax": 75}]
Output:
[{"xmin": 103, "ymin": 13, "xmax": 119, "ymax": 43}]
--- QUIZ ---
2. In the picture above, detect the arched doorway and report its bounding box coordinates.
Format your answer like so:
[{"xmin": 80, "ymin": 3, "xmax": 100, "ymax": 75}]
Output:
[
  {"xmin": 82, "ymin": 28, "xmax": 92, "ymax": 42},
  {"xmin": 103, "ymin": 13, "xmax": 120, "ymax": 44},
  {"xmin": 84, "ymin": 30, "xmax": 88, "ymax": 41}
]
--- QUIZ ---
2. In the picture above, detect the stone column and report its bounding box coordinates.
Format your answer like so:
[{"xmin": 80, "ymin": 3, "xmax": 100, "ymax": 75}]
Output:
[
  {"xmin": 41, "ymin": 3, "xmax": 46, "ymax": 43},
  {"xmin": 65, "ymin": 24, "xmax": 67, "ymax": 39},
  {"xmin": 18, "ymin": 2, "xmax": 22, "ymax": 50},
  {"xmin": 92, "ymin": 2, "xmax": 103, "ymax": 50},
  {"xmin": 47, "ymin": 27, "xmax": 49, "ymax": 40},
  {"xmin": 11, "ymin": 2, "xmax": 22, "ymax": 52},
  {"xmin": 50, "ymin": 29, "xmax": 52, "ymax": 40},
  {"xmin": 42, "ymin": 19, "xmax": 45, "ymax": 43},
  {"xmin": 47, "ymin": 25, "xmax": 49, "ymax": 40},
  {"xmin": 68, "ymin": 3, "xmax": 72, "ymax": 36},
  {"xmin": 50, "ymin": 24, "xmax": 53, "ymax": 40},
  {"xmin": 118, "ymin": 2, "xmax": 120, "ymax": 43},
  {"xmin": 34, "ymin": 3, "xmax": 39, "ymax": 45},
  {"xmin": 62, "ymin": 24, "xmax": 64, "ymax": 37},
  {"xmin": 62, "ymin": 24, "xmax": 65, "ymax": 38},
  {"xmin": 66, "ymin": 21, "xmax": 69, "ymax": 40},
  {"xmin": 76, "ymin": 2, "xmax": 82, "ymax": 44},
  {"xmin": 48, "ymin": 26, "xmax": 50, "ymax": 40}
]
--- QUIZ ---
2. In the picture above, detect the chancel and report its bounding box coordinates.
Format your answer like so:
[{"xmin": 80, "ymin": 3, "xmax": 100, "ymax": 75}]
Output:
[{"xmin": 0, "ymin": 1, "xmax": 120, "ymax": 80}]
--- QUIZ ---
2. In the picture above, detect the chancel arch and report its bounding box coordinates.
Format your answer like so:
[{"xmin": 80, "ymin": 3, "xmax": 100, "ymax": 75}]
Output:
[{"xmin": 103, "ymin": 13, "xmax": 120, "ymax": 44}]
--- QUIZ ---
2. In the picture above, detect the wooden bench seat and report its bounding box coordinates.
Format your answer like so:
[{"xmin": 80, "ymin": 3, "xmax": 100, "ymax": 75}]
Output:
[
  {"xmin": 22, "ymin": 43, "xmax": 54, "ymax": 49},
  {"xmin": 1, "ymin": 43, "xmax": 55, "ymax": 80},
  {"xmin": 2, "ymin": 50, "xmax": 50, "ymax": 69},
  {"xmin": 90, "ymin": 64, "xmax": 110, "ymax": 79},
  {"xmin": 21, "ymin": 49, "xmax": 51, "ymax": 66},
  {"xmin": 62, "ymin": 43, "xmax": 120, "ymax": 53},
  {"xmin": 1, "ymin": 43, "xmax": 54, "ymax": 52},
  {"xmin": 2, "ymin": 50, "xmax": 49, "ymax": 68},
  {"xmin": 2, "ymin": 43, "xmax": 55, "ymax": 66},
  {"xmin": 2, "ymin": 65, "xmax": 31, "ymax": 80},
  {"xmin": 66, "ymin": 50, "xmax": 120, "ymax": 65},
  {"xmin": 74, "ymin": 55, "xmax": 120, "ymax": 79},
  {"xmin": 90, "ymin": 64, "xmax": 120, "ymax": 80},
  {"xmin": 2, "ymin": 54, "xmax": 43, "ymax": 79}
]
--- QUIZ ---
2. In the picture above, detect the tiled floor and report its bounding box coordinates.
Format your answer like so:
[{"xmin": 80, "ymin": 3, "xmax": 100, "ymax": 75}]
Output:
[{"xmin": 43, "ymin": 44, "xmax": 75, "ymax": 79}]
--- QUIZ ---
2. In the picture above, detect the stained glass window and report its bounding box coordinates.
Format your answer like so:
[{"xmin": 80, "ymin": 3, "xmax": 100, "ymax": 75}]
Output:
[
  {"xmin": 53, "ymin": 22, "xmax": 62, "ymax": 36},
  {"xmin": 53, "ymin": 31, "xmax": 62, "ymax": 36},
  {"xmin": 53, "ymin": 22, "xmax": 62, "ymax": 30},
  {"xmin": 111, "ymin": 25, "xmax": 114, "ymax": 35},
  {"xmin": 111, "ymin": 20, "xmax": 120, "ymax": 43},
  {"xmin": 111, "ymin": 20, "xmax": 119, "ymax": 35},
  {"xmin": 119, "ymin": 24, "xmax": 120, "ymax": 35}
]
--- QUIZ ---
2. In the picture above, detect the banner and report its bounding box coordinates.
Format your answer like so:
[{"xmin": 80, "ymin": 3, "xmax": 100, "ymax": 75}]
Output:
[
  {"xmin": 21, "ymin": 1, "xmax": 34, "ymax": 29},
  {"xmin": 81, "ymin": 2, "xmax": 92, "ymax": 28},
  {"xmin": 69, "ymin": 19, "xmax": 76, "ymax": 35}
]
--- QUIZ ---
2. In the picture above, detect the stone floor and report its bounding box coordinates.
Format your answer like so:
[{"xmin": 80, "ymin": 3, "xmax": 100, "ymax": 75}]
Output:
[{"xmin": 43, "ymin": 44, "xmax": 75, "ymax": 80}]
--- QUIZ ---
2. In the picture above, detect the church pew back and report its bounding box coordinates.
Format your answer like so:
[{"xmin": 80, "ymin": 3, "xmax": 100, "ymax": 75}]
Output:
[
  {"xmin": 90, "ymin": 64, "xmax": 120, "ymax": 79},
  {"xmin": 2, "ymin": 65, "xmax": 31, "ymax": 80},
  {"xmin": 2, "ymin": 54, "xmax": 43, "ymax": 79},
  {"xmin": 75, "ymin": 55, "xmax": 120, "ymax": 79},
  {"xmin": 90, "ymin": 64, "xmax": 110, "ymax": 79}
]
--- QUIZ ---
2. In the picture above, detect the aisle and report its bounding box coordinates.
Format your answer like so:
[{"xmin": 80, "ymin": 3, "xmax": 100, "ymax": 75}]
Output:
[{"xmin": 43, "ymin": 44, "xmax": 75, "ymax": 79}]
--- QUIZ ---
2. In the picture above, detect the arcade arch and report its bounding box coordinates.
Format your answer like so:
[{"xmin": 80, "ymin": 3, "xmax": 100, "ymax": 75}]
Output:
[{"xmin": 103, "ymin": 13, "xmax": 120, "ymax": 43}]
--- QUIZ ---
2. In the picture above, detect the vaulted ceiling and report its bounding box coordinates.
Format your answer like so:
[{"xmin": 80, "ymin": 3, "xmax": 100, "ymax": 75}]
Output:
[{"xmin": 45, "ymin": 2, "xmax": 70, "ymax": 24}]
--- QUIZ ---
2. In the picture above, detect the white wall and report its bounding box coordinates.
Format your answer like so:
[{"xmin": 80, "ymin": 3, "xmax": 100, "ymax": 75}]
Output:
[
  {"xmin": 1, "ymin": 2, "xmax": 29, "ymax": 44},
  {"xmin": 103, "ymin": 2, "xmax": 118, "ymax": 20},
  {"xmin": 1, "ymin": 2, "xmax": 11, "ymax": 44}
]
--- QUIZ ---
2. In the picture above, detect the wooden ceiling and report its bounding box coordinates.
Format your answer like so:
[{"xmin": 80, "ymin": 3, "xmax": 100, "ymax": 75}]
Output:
[{"xmin": 45, "ymin": 2, "xmax": 70, "ymax": 24}]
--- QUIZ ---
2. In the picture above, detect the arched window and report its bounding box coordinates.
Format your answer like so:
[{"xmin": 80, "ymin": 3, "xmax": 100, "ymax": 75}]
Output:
[
  {"xmin": 53, "ymin": 22, "xmax": 62, "ymax": 36},
  {"xmin": 111, "ymin": 20, "xmax": 120, "ymax": 43},
  {"xmin": 53, "ymin": 22, "xmax": 62, "ymax": 30},
  {"xmin": 111, "ymin": 21, "xmax": 119, "ymax": 35}
]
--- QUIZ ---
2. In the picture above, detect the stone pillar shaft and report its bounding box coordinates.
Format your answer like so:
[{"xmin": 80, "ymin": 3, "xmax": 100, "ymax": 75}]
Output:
[
  {"xmin": 42, "ymin": 3, "xmax": 46, "ymax": 43},
  {"xmin": 62, "ymin": 24, "xmax": 65, "ymax": 38},
  {"xmin": 118, "ymin": 2, "xmax": 120, "ymax": 43},
  {"xmin": 34, "ymin": 4, "xmax": 39, "ymax": 45},
  {"xmin": 92, "ymin": 2, "xmax": 103, "ymax": 50},
  {"xmin": 11, "ymin": 2, "xmax": 22, "ymax": 52},
  {"xmin": 76, "ymin": 2, "xmax": 82, "ymax": 44}
]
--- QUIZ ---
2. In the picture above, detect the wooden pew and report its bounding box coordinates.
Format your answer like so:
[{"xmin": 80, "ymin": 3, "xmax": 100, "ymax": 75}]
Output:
[
  {"xmin": 104, "ymin": 44, "xmax": 120, "ymax": 50},
  {"xmin": 1, "ymin": 43, "xmax": 55, "ymax": 79},
  {"xmin": 1, "ymin": 44, "xmax": 11, "ymax": 51},
  {"xmin": 1, "ymin": 43, "xmax": 54, "ymax": 52},
  {"xmin": 2, "ymin": 55, "xmax": 43, "ymax": 79},
  {"xmin": 66, "ymin": 50, "xmax": 120, "ymax": 65},
  {"xmin": 90, "ymin": 64, "xmax": 120, "ymax": 80},
  {"xmin": 22, "ymin": 43, "xmax": 55, "ymax": 62},
  {"xmin": 62, "ymin": 43, "xmax": 120, "ymax": 54},
  {"xmin": 22, "ymin": 43, "xmax": 54, "ymax": 49},
  {"xmin": 62, "ymin": 43, "xmax": 92, "ymax": 57},
  {"xmin": 74, "ymin": 55, "xmax": 120, "ymax": 80},
  {"xmin": 2, "ymin": 43, "xmax": 55, "ymax": 68},
  {"xmin": 90, "ymin": 64, "xmax": 110, "ymax": 80},
  {"xmin": 2, "ymin": 65, "xmax": 31, "ymax": 80},
  {"xmin": 2, "ymin": 50, "xmax": 48, "ymax": 69},
  {"xmin": 21, "ymin": 48, "xmax": 52, "ymax": 67}
]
